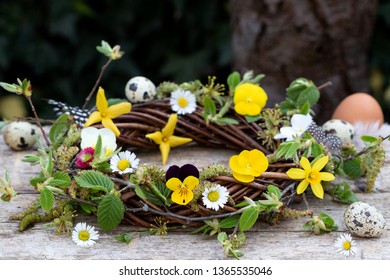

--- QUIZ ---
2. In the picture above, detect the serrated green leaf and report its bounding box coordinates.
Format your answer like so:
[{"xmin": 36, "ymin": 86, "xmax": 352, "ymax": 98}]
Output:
[
  {"xmin": 227, "ymin": 71, "xmax": 240, "ymax": 91},
  {"xmin": 74, "ymin": 170, "xmax": 114, "ymax": 193},
  {"xmin": 296, "ymin": 86, "xmax": 319, "ymax": 107},
  {"xmin": 50, "ymin": 171, "xmax": 71, "ymax": 188},
  {"xmin": 203, "ymin": 96, "xmax": 217, "ymax": 116},
  {"xmin": 80, "ymin": 203, "xmax": 97, "ymax": 214},
  {"xmin": 30, "ymin": 176, "xmax": 45, "ymax": 187},
  {"xmin": 97, "ymin": 194, "xmax": 125, "ymax": 231},
  {"xmin": 239, "ymin": 207, "xmax": 259, "ymax": 231},
  {"xmin": 40, "ymin": 187, "xmax": 55, "ymax": 212},
  {"xmin": 279, "ymin": 99, "xmax": 297, "ymax": 113},
  {"xmin": 343, "ymin": 158, "xmax": 362, "ymax": 178}
]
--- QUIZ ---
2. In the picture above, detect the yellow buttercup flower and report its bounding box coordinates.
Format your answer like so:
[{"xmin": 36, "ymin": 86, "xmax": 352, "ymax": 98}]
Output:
[
  {"xmin": 166, "ymin": 176, "xmax": 199, "ymax": 205},
  {"xmin": 286, "ymin": 156, "xmax": 335, "ymax": 199},
  {"xmin": 84, "ymin": 87, "xmax": 132, "ymax": 136},
  {"xmin": 145, "ymin": 114, "xmax": 192, "ymax": 165},
  {"xmin": 233, "ymin": 83, "xmax": 267, "ymax": 116},
  {"xmin": 229, "ymin": 149, "xmax": 269, "ymax": 183}
]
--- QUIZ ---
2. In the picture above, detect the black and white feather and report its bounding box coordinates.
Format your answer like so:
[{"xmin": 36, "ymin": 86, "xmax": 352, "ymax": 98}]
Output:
[
  {"xmin": 47, "ymin": 99, "xmax": 93, "ymax": 126},
  {"xmin": 307, "ymin": 121, "xmax": 342, "ymax": 153}
]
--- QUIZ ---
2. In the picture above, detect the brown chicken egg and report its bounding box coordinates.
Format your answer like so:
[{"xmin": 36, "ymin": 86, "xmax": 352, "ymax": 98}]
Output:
[{"xmin": 332, "ymin": 92, "xmax": 384, "ymax": 125}]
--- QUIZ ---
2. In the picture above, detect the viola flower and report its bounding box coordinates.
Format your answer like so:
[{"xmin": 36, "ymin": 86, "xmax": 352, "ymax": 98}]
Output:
[
  {"xmin": 165, "ymin": 164, "xmax": 199, "ymax": 205},
  {"xmin": 71, "ymin": 222, "xmax": 99, "ymax": 247},
  {"xmin": 233, "ymin": 83, "xmax": 268, "ymax": 116},
  {"xmin": 80, "ymin": 127, "xmax": 117, "ymax": 158},
  {"xmin": 229, "ymin": 149, "xmax": 269, "ymax": 183},
  {"xmin": 202, "ymin": 184, "xmax": 229, "ymax": 211},
  {"xmin": 274, "ymin": 114, "xmax": 313, "ymax": 141},
  {"xmin": 145, "ymin": 114, "xmax": 192, "ymax": 165},
  {"xmin": 83, "ymin": 87, "xmax": 131, "ymax": 136},
  {"xmin": 110, "ymin": 150, "xmax": 140, "ymax": 174},
  {"xmin": 334, "ymin": 233, "xmax": 359, "ymax": 257},
  {"xmin": 286, "ymin": 156, "xmax": 335, "ymax": 199},
  {"xmin": 170, "ymin": 89, "xmax": 197, "ymax": 115},
  {"xmin": 75, "ymin": 147, "xmax": 95, "ymax": 169}
]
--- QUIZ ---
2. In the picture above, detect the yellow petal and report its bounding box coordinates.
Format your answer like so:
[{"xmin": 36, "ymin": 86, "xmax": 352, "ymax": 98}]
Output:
[
  {"xmin": 320, "ymin": 172, "xmax": 335, "ymax": 181},
  {"xmin": 102, "ymin": 118, "xmax": 120, "ymax": 136},
  {"xmin": 249, "ymin": 149, "xmax": 269, "ymax": 175},
  {"xmin": 234, "ymin": 102, "xmax": 261, "ymax": 116},
  {"xmin": 300, "ymin": 157, "xmax": 311, "ymax": 172},
  {"xmin": 251, "ymin": 86, "xmax": 268, "ymax": 107},
  {"xmin": 169, "ymin": 135, "xmax": 192, "ymax": 148},
  {"xmin": 83, "ymin": 111, "xmax": 102, "ymax": 127},
  {"xmin": 159, "ymin": 141, "xmax": 171, "ymax": 165},
  {"xmin": 166, "ymin": 177, "xmax": 182, "ymax": 191},
  {"xmin": 96, "ymin": 87, "xmax": 108, "ymax": 113},
  {"xmin": 232, "ymin": 171, "xmax": 254, "ymax": 183},
  {"xmin": 162, "ymin": 114, "xmax": 177, "ymax": 137},
  {"xmin": 229, "ymin": 155, "xmax": 244, "ymax": 174},
  {"xmin": 145, "ymin": 131, "xmax": 163, "ymax": 144},
  {"xmin": 106, "ymin": 102, "xmax": 132, "ymax": 119},
  {"xmin": 310, "ymin": 183, "xmax": 324, "ymax": 199},
  {"xmin": 286, "ymin": 168, "xmax": 306, "ymax": 179},
  {"xmin": 171, "ymin": 189, "xmax": 194, "ymax": 205},
  {"xmin": 183, "ymin": 176, "xmax": 199, "ymax": 191},
  {"xmin": 296, "ymin": 179, "xmax": 309, "ymax": 194},
  {"xmin": 312, "ymin": 156, "xmax": 329, "ymax": 171}
]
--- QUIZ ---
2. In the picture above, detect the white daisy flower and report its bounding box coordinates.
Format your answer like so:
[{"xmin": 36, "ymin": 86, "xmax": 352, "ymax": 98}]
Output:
[
  {"xmin": 110, "ymin": 150, "xmax": 140, "ymax": 174},
  {"xmin": 202, "ymin": 184, "xmax": 229, "ymax": 211},
  {"xmin": 334, "ymin": 233, "xmax": 359, "ymax": 257},
  {"xmin": 80, "ymin": 127, "xmax": 117, "ymax": 157},
  {"xmin": 170, "ymin": 89, "xmax": 197, "ymax": 115},
  {"xmin": 72, "ymin": 222, "xmax": 99, "ymax": 247}
]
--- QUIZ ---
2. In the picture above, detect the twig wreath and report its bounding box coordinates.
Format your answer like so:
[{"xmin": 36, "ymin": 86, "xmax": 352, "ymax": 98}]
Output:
[{"xmin": 1, "ymin": 41, "xmax": 387, "ymax": 258}]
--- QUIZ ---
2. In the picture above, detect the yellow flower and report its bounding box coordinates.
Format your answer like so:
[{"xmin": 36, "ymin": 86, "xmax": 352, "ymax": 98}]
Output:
[
  {"xmin": 84, "ymin": 87, "xmax": 131, "ymax": 136},
  {"xmin": 145, "ymin": 114, "xmax": 192, "ymax": 165},
  {"xmin": 229, "ymin": 149, "xmax": 269, "ymax": 183},
  {"xmin": 286, "ymin": 156, "xmax": 335, "ymax": 199},
  {"xmin": 166, "ymin": 176, "xmax": 199, "ymax": 205},
  {"xmin": 233, "ymin": 83, "xmax": 268, "ymax": 116}
]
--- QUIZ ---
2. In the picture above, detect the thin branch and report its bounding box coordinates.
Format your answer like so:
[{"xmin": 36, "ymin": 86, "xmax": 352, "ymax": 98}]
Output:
[{"xmin": 26, "ymin": 96, "xmax": 51, "ymax": 147}]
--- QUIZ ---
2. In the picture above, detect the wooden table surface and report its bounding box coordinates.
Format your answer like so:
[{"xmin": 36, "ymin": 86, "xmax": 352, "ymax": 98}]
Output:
[{"xmin": 0, "ymin": 133, "xmax": 389, "ymax": 260}]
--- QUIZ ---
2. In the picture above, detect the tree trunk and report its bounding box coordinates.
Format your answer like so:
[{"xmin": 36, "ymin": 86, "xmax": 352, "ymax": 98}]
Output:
[{"xmin": 231, "ymin": 0, "xmax": 377, "ymax": 123}]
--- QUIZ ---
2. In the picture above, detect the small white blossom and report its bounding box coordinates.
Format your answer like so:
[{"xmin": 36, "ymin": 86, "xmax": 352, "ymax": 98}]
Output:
[
  {"xmin": 334, "ymin": 233, "xmax": 359, "ymax": 257},
  {"xmin": 274, "ymin": 114, "xmax": 313, "ymax": 141},
  {"xmin": 170, "ymin": 89, "xmax": 197, "ymax": 115},
  {"xmin": 72, "ymin": 222, "xmax": 99, "ymax": 247},
  {"xmin": 110, "ymin": 150, "xmax": 140, "ymax": 174},
  {"xmin": 202, "ymin": 184, "xmax": 229, "ymax": 211}
]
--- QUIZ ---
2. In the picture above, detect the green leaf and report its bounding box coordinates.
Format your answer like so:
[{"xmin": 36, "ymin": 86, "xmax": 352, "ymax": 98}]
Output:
[
  {"xmin": 360, "ymin": 135, "xmax": 378, "ymax": 143},
  {"xmin": 239, "ymin": 207, "xmax": 259, "ymax": 231},
  {"xmin": 115, "ymin": 233, "xmax": 134, "ymax": 244},
  {"xmin": 74, "ymin": 170, "xmax": 114, "ymax": 193},
  {"xmin": 94, "ymin": 135, "xmax": 103, "ymax": 158},
  {"xmin": 284, "ymin": 141, "xmax": 300, "ymax": 159},
  {"xmin": 49, "ymin": 113, "xmax": 69, "ymax": 148},
  {"xmin": 311, "ymin": 142, "xmax": 323, "ymax": 158},
  {"xmin": 30, "ymin": 176, "xmax": 46, "ymax": 187},
  {"xmin": 215, "ymin": 117, "xmax": 239, "ymax": 125},
  {"xmin": 219, "ymin": 215, "xmax": 240, "ymax": 229},
  {"xmin": 299, "ymin": 101, "xmax": 311, "ymax": 115},
  {"xmin": 217, "ymin": 231, "xmax": 228, "ymax": 243},
  {"xmin": 245, "ymin": 115, "xmax": 261, "ymax": 123},
  {"xmin": 227, "ymin": 71, "xmax": 240, "ymax": 91},
  {"xmin": 50, "ymin": 171, "xmax": 71, "ymax": 188},
  {"xmin": 343, "ymin": 158, "xmax": 362, "ymax": 178},
  {"xmin": 319, "ymin": 212, "xmax": 337, "ymax": 229},
  {"xmin": 330, "ymin": 182, "xmax": 359, "ymax": 204},
  {"xmin": 203, "ymin": 96, "xmax": 217, "ymax": 116},
  {"xmin": 279, "ymin": 99, "xmax": 297, "ymax": 113},
  {"xmin": 276, "ymin": 142, "xmax": 292, "ymax": 159},
  {"xmin": 150, "ymin": 181, "xmax": 172, "ymax": 206},
  {"xmin": 267, "ymin": 185, "xmax": 282, "ymax": 199},
  {"xmin": 135, "ymin": 183, "xmax": 172, "ymax": 207},
  {"xmin": 80, "ymin": 203, "xmax": 97, "ymax": 214},
  {"xmin": 296, "ymin": 86, "xmax": 319, "ymax": 107},
  {"xmin": 97, "ymin": 194, "xmax": 125, "ymax": 231},
  {"xmin": 40, "ymin": 187, "xmax": 55, "ymax": 212}
]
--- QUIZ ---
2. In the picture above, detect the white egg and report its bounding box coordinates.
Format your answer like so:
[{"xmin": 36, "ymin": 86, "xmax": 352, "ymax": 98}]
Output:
[
  {"xmin": 3, "ymin": 121, "xmax": 38, "ymax": 151},
  {"xmin": 125, "ymin": 76, "xmax": 156, "ymax": 103},
  {"xmin": 343, "ymin": 201, "xmax": 386, "ymax": 237},
  {"xmin": 322, "ymin": 119, "xmax": 355, "ymax": 144}
]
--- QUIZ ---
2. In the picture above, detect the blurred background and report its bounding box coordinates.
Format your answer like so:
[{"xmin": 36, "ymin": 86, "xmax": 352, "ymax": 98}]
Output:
[{"xmin": 0, "ymin": 0, "xmax": 389, "ymax": 123}]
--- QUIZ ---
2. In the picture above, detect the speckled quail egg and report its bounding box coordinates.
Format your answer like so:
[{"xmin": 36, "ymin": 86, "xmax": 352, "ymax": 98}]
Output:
[
  {"xmin": 322, "ymin": 119, "xmax": 355, "ymax": 144},
  {"xmin": 343, "ymin": 201, "xmax": 386, "ymax": 237},
  {"xmin": 2, "ymin": 121, "xmax": 38, "ymax": 151},
  {"xmin": 125, "ymin": 76, "xmax": 156, "ymax": 103}
]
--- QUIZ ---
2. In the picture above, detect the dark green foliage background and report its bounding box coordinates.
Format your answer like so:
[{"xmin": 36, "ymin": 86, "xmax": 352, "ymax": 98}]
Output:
[
  {"xmin": 0, "ymin": 0, "xmax": 231, "ymax": 118},
  {"xmin": 0, "ymin": 0, "xmax": 389, "ymax": 121}
]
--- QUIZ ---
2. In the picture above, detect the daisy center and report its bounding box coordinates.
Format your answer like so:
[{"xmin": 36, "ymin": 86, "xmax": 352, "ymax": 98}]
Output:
[
  {"xmin": 343, "ymin": 241, "xmax": 351, "ymax": 250},
  {"xmin": 78, "ymin": 230, "xmax": 90, "ymax": 241},
  {"xmin": 207, "ymin": 190, "xmax": 220, "ymax": 202},
  {"xmin": 118, "ymin": 159, "xmax": 131, "ymax": 171},
  {"xmin": 178, "ymin": 97, "xmax": 189, "ymax": 108}
]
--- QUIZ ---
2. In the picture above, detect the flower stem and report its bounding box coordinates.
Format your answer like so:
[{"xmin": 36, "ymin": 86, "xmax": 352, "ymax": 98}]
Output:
[
  {"xmin": 82, "ymin": 57, "xmax": 112, "ymax": 109},
  {"xmin": 26, "ymin": 96, "xmax": 50, "ymax": 147}
]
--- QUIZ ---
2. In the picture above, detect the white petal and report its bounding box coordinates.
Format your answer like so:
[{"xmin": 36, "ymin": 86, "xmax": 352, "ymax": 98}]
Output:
[
  {"xmin": 81, "ymin": 127, "xmax": 99, "ymax": 149},
  {"xmin": 291, "ymin": 114, "xmax": 313, "ymax": 131}
]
